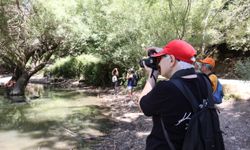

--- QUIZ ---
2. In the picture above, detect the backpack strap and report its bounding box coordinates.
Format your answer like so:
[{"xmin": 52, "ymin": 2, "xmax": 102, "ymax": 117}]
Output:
[
  {"xmin": 170, "ymin": 74, "xmax": 215, "ymax": 112},
  {"xmin": 161, "ymin": 75, "xmax": 215, "ymax": 149},
  {"xmin": 170, "ymin": 79, "xmax": 200, "ymax": 112},
  {"xmin": 160, "ymin": 118, "xmax": 176, "ymax": 150},
  {"xmin": 160, "ymin": 79, "xmax": 200, "ymax": 149}
]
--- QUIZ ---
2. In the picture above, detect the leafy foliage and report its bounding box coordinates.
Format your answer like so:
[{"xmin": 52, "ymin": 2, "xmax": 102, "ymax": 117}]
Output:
[
  {"xmin": 235, "ymin": 58, "xmax": 250, "ymax": 80},
  {"xmin": 47, "ymin": 54, "xmax": 110, "ymax": 86},
  {"xmin": 1, "ymin": 0, "xmax": 250, "ymax": 87},
  {"xmin": 48, "ymin": 54, "xmax": 101, "ymax": 78},
  {"xmin": 208, "ymin": 0, "xmax": 250, "ymax": 51}
]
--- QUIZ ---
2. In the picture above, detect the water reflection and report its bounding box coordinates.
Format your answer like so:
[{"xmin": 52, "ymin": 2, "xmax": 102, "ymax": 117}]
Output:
[{"xmin": 0, "ymin": 84, "xmax": 113, "ymax": 150}]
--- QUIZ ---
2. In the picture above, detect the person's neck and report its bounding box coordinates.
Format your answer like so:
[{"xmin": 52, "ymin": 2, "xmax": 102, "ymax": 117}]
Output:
[
  {"xmin": 204, "ymin": 70, "xmax": 212, "ymax": 75},
  {"xmin": 169, "ymin": 68, "xmax": 196, "ymax": 79}
]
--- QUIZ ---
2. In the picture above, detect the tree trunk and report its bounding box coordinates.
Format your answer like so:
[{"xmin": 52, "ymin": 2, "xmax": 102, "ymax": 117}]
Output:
[{"xmin": 9, "ymin": 71, "xmax": 30, "ymax": 96}]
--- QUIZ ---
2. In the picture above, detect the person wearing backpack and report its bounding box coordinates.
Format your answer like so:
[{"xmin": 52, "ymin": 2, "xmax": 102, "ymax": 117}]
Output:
[
  {"xmin": 132, "ymin": 71, "xmax": 139, "ymax": 87},
  {"xmin": 199, "ymin": 57, "xmax": 224, "ymax": 104},
  {"xmin": 138, "ymin": 40, "xmax": 224, "ymax": 150},
  {"xmin": 126, "ymin": 68, "xmax": 135, "ymax": 98}
]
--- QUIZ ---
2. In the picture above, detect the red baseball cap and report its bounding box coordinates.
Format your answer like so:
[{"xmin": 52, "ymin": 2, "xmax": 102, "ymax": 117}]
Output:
[{"xmin": 152, "ymin": 40, "xmax": 196, "ymax": 64}]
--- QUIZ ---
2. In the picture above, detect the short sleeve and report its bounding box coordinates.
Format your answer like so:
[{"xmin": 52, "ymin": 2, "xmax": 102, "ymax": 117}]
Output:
[{"xmin": 209, "ymin": 74, "xmax": 218, "ymax": 92}]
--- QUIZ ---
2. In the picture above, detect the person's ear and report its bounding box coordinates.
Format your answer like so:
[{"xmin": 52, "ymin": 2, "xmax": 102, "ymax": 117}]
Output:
[{"xmin": 169, "ymin": 55, "xmax": 175, "ymax": 63}]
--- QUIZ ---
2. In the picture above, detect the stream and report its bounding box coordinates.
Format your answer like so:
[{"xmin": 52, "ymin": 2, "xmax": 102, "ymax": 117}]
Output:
[{"xmin": 0, "ymin": 84, "xmax": 113, "ymax": 150}]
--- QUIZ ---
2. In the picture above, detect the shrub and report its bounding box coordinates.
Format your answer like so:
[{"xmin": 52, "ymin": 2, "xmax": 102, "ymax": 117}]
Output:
[
  {"xmin": 47, "ymin": 54, "xmax": 113, "ymax": 86},
  {"xmin": 83, "ymin": 62, "xmax": 110, "ymax": 86},
  {"xmin": 48, "ymin": 54, "xmax": 102, "ymax": 79},
  {"xmin": 50, "ymin": 57, "xmax": 81, "ymax": 79},
  {"xmin": 235, "ymin": 58, "xmax": 250, "ymax": 80}
]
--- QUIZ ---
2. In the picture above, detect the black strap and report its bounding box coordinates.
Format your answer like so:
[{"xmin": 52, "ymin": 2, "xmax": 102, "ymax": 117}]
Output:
[
  {"xmin": 170, "ymin": 75, "xmax": 215, "ymax": 112},
  {"xmin": 160, "ymin": 118, "xmax": 176, "ymax": 150},
  {"xmin": 150, "ymin": 69, "xmax": 157, "ymax": 82},
  {"xmin": 170, "ymin": 79, "xmax": 200, "ymax": 112}
]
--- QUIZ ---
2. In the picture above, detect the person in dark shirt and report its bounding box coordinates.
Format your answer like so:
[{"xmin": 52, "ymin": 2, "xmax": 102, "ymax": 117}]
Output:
[
  {"xmin": 138, "ymin": 40, "xmax": 210, "ymax": 150},
  {"xmin": 126, "ymin": 68, "xmax": 135, "ymax": 98}
]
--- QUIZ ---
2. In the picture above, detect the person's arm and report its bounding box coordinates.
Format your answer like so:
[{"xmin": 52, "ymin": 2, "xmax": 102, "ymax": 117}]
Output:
[
  {"xmin": 116, "ymin": 69, "xmax": 119, "ymax": 76},
  {"xmin": 126, "ymin": 73, "xmax": 129, "ymax": 79},
  {"xmin": 209, "ymin": 74, "xmax": 218, "ymax": 93},
  {"xmin": 138, "ymin": 68, "xmax": 159, "ymax": 112}
]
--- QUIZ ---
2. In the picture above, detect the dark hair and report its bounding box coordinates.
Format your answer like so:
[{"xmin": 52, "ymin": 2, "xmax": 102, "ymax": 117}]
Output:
[
  {"xmin": 205, "ymin": 64, "xmax": 213, "ymax": 70},
  {"xmin": 112, "ymin": 68, "xmax": 119, "ymax": 76}
]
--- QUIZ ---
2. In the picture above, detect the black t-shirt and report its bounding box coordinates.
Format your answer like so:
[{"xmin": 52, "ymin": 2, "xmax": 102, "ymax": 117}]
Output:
[{"xmin": 140, "ymin": 69, "xmax": 209, "ymax": 150}]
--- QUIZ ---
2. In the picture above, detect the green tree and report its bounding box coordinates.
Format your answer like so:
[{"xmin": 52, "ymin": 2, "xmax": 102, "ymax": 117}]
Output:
[{"xmin": 0, "ymin": 0, "xmax": 91, "ymax": 96}]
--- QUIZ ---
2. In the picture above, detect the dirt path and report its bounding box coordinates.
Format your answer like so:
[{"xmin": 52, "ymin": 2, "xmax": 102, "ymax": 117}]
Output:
[
  {"xmin": 219, "ymin": 100, "xmax": 250, "ymax": 150},
  {"xmin": 92, "ymin": 83, "xmax": 250, "ymax": 150}
]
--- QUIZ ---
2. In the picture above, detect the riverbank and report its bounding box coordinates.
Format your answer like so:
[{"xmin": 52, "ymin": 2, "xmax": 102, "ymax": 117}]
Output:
[
  {"xmin": 0, "ymin": 81, "xmax": 114, "ymax": 150},
  {"xmin": 92, "ymin": 86, "xmax": 250, "ymax": 150},
  {"xmin": 1, "ymin": 75, "xmax": 249, "ymax": 149}
]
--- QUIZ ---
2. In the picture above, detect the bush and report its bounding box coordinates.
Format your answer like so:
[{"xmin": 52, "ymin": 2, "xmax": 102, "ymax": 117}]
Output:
[
  {"xmin": 47, "ymin": 54, "xmax": 114, "ymax": 86},
  {"xmin": 235, "ymin": 58, "xmax": 250, "ymax": 80},
  {"xmin": 48, "ymin": 54, "xmax": 102, "ymax": 79},
  {"xmin": 50, "ymin": 57, "xmax": 82, "ymax": 79},
  {"xmin": 83, "ymin": 62, "xmax": 110, "ymax": 86}
]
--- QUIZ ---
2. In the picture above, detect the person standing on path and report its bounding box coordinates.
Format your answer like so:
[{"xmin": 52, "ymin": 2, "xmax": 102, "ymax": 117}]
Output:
[
  {"xmin": 138, "ymin": 40, "xmax": 224, "ymax": 149},
  {"xmin": 112, "ymin": 68, "xmax": 119, "ymax": 96},
  {"xmin": 199, "ymin": 57, "xmax": 217, "ymax": 92},
  {"xmin": 126, "ymin": 68, "xmax": 135, "ymax": 98}
]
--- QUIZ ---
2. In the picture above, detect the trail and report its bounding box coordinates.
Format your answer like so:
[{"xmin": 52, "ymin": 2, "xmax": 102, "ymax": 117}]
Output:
[{"xmin": 92, "ymin": 80, "xmax": 250, "ymax": 150}]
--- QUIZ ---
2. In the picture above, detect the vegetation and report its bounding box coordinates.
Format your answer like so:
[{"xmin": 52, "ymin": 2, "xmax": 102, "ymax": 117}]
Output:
[
  {"xmin": 235, "ymin": 58, "xmax": 250, "ymax": 80},
  {"xmin": 47, "ymin": 54, "xmax": 109, "ymax": 86},
  {"xmin": 0, "ymin": 0, "xmax": 249, "ymax": 94}
]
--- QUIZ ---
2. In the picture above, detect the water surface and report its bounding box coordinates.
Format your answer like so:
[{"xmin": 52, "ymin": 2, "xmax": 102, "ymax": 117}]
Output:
[{"xmin": 0, "ymin": 84, "xmax": 113, "ymax": 150}]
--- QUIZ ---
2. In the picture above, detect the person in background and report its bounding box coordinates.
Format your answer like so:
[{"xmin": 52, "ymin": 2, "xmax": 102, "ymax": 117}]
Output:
[
  {"xmin": 194, "ymin": 61, "xmax": 202, "ymax": 72},
  {"xmin": 199, "ymin": 57, "xmax": 217, "ymax": 92},
  {"xmin": 126, "ymin": 68, "xmax": 135, "ymax": 98},
  {"xmin": 112, "ymin": 68, "xmax": 119, "ymax": 95}
]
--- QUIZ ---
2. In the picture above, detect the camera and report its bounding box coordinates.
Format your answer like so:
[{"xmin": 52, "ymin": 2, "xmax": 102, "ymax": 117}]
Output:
[{"xmin": 139, "ymin": 49, "xmax": 158, "ymax": 70}]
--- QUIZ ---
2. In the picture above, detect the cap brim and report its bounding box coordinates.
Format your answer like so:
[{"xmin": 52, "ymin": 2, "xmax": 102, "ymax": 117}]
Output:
[
  {"xmin": 151, "ymin": 51, "xmax": 166, "ymax": 57},
  {"xmin": 197, "ymin": 59, "xmax": 206, "ymax": 64}
]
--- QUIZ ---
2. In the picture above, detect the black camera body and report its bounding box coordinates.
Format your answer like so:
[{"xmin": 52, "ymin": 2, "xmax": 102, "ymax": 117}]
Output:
[{"xmin": 139, "ymin": 49, "xmax": 158, "ymax": 70}]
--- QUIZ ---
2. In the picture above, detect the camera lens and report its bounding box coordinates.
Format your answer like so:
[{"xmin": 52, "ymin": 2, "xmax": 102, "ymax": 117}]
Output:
[{"xmin": 139, "ymin": 57, "xmax": 158, "ymax": 70}]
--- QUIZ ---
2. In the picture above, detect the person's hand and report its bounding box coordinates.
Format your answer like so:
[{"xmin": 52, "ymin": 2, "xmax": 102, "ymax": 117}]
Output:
[{"xmin": 142, "ymin": 61, "xmax": 159, "ymax": 79}]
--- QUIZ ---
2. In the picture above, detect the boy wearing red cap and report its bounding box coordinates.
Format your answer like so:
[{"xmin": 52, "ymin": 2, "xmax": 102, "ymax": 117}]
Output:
[{"xmin": 138, "ymin": 40, "xmax": 223, "ymax": 149}]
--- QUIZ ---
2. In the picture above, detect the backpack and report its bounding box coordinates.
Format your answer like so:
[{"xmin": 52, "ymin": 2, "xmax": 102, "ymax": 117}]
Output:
[
  {"xmin": 161, "ymin": 76, "xmax": 225, "ymax": 150},
  {"xmin": 213, "ymin": 80, "xmax": 224, "ymax": 104},
  {"xmin": 132, "ymin": 74, "xmax": 139, "ymax": 86}
]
